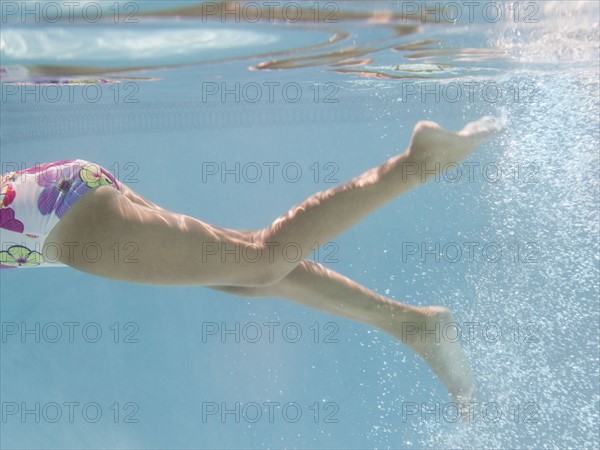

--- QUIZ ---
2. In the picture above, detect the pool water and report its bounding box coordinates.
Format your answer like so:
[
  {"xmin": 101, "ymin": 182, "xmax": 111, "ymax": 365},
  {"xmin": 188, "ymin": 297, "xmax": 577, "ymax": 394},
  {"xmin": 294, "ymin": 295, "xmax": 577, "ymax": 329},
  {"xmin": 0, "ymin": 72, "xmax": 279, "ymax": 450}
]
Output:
[{"xmin": 1, "ymin": 1, "xmax": 598, "ymax": 449}]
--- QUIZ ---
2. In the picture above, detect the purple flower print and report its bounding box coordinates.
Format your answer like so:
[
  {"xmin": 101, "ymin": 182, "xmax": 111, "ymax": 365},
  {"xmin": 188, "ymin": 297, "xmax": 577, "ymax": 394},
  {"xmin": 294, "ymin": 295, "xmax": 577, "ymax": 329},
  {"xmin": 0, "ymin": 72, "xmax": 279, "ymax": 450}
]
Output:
[
  {"xmin": 0, "ymin": 208, "xmax": 24, "ymax": 233},
  {"xmin": 37, "ymin": 163, "xmax": 89, "ymax": 218}
]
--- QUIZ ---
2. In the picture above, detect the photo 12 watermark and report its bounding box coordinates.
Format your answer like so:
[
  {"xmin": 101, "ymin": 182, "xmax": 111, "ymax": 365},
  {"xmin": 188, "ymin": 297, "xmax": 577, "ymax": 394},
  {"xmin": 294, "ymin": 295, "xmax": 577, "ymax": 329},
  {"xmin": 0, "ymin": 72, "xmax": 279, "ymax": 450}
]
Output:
[
  {"xmin": 201, "ymin": 321, "xmax": 340, "ymax": 344},
  {"xmin": 398, "ymin": 81, "xmax": 540, "ymax": 104},
  {"xmin": 1, "ymin": 321, "xmax": 140, "ymax": 344},
  {"xmin": 2, "ymin": 401, "xmax": 139, "ymax": 423},
  {"xmin": 400, "ymin": 240, "xmax": 540, "ymax": 264},
  {"xmin": 2, "ymin": 161, "xmax": 141, "ymax": 184},
  {"xmin": 398, "ymin": 2, "xmax": 540, "ymax": 24},
  {"xmin": 200, "ymin": 161, "xmax": 340, "ymax": 184},
  {"xmin": 200, "ymin": 240, "xmax": 340, "ymax": 265},
  {"xmin": 399, "ymin": 320, "xmax": 541, "ymax": 346},
  {"xmin": 190, "ymin": 1, "xmax": 340, "ymax": 23},
  {"xmin": 401, "ymin": 160, "xmax": 541, "ymax": 184},
  {"xmin": 200, "ymin": 82, "xmax": 339, "ymax": 104},
  {"xmin": 0, "ymin": 240, "xmax": 141, "ymax": 269},
  {"xmin": 1, "ymin": 1, "xmax": 139, "ymax": 23},
  {"xmin": 201, "ymin": 400, "xmax": 339, "ymax": 424},
  {"xmin": 2, "ymin": 81, "xmax": 141, "ymax": 104},
  {"xmin": 401, "ymin": 400, "xmax": 539, "ymax": 424}
]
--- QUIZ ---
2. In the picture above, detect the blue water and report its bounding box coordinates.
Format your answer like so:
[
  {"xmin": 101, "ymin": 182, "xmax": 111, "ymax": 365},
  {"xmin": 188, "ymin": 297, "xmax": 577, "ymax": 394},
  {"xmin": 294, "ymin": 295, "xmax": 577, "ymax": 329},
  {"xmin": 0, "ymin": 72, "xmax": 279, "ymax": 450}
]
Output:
[{"xmin": 1, "ymin": 1, "xmax": 598, "ymax": 449}]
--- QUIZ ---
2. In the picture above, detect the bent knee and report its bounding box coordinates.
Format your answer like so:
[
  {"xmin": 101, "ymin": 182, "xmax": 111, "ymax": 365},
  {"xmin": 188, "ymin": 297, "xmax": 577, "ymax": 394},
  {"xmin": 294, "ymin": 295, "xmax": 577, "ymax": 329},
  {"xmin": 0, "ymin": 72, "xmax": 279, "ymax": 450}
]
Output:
[
  {"xmin": 242, "ymin": 254, "xmax": 297, "ymax": 287},
  {"xmin": 223, "ymin": 261, "xmax": 292, "ymax": 288}
]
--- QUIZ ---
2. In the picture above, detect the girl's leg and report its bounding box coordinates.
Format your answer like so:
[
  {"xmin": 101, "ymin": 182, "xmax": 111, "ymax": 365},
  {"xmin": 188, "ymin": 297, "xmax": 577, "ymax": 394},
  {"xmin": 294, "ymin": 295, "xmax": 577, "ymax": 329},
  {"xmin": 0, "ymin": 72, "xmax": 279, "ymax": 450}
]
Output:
[
  {"xmin": 210, "ymin": 259, "xmax": 474, "ymax": 404},
  {"xmin": 45, "ymin": 116, "xmax": 503, "ymax": 286},
  {"xmin": 252, "ymin": 116, "xmax": 505, "ymax": 283}
]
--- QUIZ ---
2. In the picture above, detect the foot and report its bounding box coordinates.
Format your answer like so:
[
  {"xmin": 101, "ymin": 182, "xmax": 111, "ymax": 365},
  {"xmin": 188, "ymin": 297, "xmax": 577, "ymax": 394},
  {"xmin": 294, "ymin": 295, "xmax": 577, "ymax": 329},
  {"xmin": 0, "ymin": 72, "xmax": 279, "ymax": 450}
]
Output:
[
  {"xmin": 388, "ymin": 306, "xmax": 475, "ymax": 419},
  {"xmin": 406, "ymin": 115, "xmax": 507, "ymax": 168}
]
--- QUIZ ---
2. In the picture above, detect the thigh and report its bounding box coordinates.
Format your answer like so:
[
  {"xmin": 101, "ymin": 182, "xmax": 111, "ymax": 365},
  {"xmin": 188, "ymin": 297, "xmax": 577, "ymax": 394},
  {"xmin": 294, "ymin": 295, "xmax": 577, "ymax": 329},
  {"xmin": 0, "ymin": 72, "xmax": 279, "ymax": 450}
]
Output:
[{"xmin": 44, "ymin": 186, "xmax": 253, "ymax": 285}]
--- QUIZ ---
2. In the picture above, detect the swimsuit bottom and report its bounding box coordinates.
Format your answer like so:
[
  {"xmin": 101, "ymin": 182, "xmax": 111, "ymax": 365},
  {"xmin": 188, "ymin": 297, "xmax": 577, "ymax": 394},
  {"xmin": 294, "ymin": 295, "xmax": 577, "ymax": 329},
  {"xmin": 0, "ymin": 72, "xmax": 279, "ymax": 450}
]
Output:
[{"xmin": 1, "ymin": 159, "xmax": 121, "ymax": 269}]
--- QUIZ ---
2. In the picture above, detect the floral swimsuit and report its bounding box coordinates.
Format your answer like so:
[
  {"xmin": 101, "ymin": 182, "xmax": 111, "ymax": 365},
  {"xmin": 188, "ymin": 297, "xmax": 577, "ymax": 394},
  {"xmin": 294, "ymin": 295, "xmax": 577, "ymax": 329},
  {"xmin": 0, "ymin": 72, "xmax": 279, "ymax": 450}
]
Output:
[{"xmin": 0, "ymin": 160, "xmax": 121, "ymax": 269}]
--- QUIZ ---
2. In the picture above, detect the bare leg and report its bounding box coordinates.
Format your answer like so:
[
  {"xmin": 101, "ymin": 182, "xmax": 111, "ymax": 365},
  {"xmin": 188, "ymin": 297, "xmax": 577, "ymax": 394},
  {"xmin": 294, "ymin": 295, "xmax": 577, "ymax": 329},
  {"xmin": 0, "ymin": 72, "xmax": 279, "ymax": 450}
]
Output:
[
  {"xmin": 45, "ymin": 116, "xmax": 504, "ymax": 286},
  {"xmin": 211, "ymin": 260, "xmax": 474, "ymax": 405},
  {"xmin": 40, "ymin": 118, "xmax": 502, "ymax": 414},
  {"xmin": 256, "ymin": 116, "xmax": 506, "ymax": 282}
]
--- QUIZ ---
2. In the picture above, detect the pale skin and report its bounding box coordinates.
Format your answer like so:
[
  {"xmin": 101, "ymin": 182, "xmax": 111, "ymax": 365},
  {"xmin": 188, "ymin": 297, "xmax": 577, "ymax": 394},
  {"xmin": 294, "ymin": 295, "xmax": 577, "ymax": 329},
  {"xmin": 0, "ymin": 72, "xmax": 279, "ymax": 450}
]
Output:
[{"xmin": 44, "ymin": 116, "xmax": 505, "ymax": 413}]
